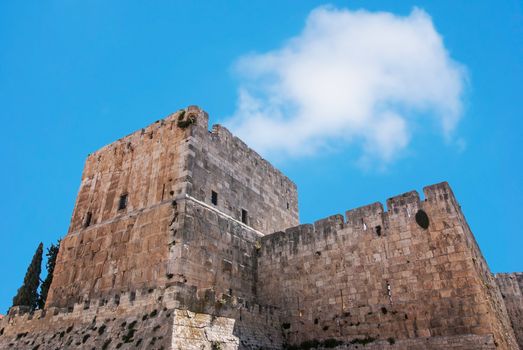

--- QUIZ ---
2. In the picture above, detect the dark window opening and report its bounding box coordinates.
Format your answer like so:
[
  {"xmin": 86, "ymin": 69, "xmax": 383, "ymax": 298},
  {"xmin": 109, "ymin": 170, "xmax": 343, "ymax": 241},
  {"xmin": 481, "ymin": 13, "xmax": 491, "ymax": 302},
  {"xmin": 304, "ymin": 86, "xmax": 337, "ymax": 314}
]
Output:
[
  {"xmin": 211, "ymin": 191, "xmax": 218, "ymax": 206},
  {"xmin": 415, "ymin": 209, "xmax": 430, "ymax": 229},
  {"xmin": 375, "ymin": 225, "xmax": 382, "ymax": 236},
  {"xmin": 286, "ymin": 202, "xmax": 290, "ymax": 210},
  {"xmin": 241, "ymin": 209, "xmax": 248, "ymax": 225},
  {"xmin": 118, "ymin": 194, "xmax": 128, "ymax": 210},
  {"xmin": 84, "ymin": 212, "xmax": 92, "ymax": 228}
]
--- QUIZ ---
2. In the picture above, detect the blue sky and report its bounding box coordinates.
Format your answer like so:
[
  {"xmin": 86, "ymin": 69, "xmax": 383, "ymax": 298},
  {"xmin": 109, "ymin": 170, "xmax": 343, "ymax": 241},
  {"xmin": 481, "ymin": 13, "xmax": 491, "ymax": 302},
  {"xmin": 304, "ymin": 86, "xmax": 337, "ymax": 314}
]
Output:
[{"xmin": 0, "ymin": 1, "xmax": 522, "ymax": 314}]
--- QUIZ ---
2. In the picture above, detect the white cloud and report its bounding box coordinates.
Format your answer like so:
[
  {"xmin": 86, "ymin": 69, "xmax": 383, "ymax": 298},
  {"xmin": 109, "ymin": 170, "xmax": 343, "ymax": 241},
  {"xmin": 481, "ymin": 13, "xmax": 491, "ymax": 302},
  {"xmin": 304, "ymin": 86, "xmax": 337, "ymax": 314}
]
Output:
[{"xmin": 224, "ymin": 6, "xmax": 466, "ymax": 165}]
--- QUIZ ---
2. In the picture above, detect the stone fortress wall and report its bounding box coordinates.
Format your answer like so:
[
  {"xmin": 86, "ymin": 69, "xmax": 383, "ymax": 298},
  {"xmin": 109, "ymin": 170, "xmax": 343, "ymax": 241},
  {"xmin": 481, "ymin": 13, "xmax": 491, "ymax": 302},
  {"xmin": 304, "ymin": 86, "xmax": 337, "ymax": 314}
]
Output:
[
  {"xmin": 257, "ymin": 182, "xmax": 518, "ymax": 349},
  {"xmin": 1, "ymin": 106, "xmax": 522, "ymax": 349}
]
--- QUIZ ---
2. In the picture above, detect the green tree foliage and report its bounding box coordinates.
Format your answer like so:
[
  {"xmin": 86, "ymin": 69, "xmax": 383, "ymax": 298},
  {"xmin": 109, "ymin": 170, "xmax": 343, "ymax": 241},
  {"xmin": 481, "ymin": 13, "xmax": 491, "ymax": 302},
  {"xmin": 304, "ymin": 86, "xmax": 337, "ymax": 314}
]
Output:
[
  {"xmin": 12, "ymin": 242, "xmax": 43, "ymax": 310},
  {"xmin": 38, "ymin": 240, "xmax": 61, "ymax": 309}
]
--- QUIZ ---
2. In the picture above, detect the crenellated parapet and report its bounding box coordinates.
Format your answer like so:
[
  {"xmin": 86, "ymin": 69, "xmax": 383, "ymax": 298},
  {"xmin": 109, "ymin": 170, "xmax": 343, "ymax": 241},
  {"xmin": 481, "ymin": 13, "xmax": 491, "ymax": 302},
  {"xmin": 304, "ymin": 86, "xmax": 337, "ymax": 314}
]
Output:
[{"xmin": 260, "ymin": 182, "xmax": 458, "ymax": 253}]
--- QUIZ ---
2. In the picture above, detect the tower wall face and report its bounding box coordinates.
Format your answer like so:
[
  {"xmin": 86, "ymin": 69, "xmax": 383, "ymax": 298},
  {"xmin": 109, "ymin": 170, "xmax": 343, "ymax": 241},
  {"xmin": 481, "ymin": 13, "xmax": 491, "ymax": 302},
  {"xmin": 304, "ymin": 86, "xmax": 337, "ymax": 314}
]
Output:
[
  {"xmin": 257, "ymin": 182, "xmax": 518, "ymax": 349},
  {"xmin": 169, "ymin": 198, "xmax": 261, "ymax": 303},
  {"xmin": 47, "ymin": 201, "xmax": 176, "ymax": 308},
  {"xmin": 188, "ymin": 123, "xmax": 299, "ymax": 234},
  {"xmin": 47, "ymin": 113, "xmax": 191, "ymax": 308},
  {"xmin": 67, "ymin": 115, "xmax": 190, "ymax": 234}
]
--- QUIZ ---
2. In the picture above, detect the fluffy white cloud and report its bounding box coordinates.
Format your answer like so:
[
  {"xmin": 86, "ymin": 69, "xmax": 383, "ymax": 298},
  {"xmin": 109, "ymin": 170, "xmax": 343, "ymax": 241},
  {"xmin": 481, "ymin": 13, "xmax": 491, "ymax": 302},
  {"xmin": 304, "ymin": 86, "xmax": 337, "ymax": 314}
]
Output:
[{"xmin": 225, "ymin": 6, "xmax": 466, "ymax": 165}]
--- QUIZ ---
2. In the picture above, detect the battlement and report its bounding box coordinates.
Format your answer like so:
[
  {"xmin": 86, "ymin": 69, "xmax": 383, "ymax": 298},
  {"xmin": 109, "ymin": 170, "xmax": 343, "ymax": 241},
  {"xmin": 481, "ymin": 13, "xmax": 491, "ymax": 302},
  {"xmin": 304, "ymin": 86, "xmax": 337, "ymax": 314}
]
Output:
[{"xmin": 261, "ymin": 182, "xmax": 456, "ymax": 251}]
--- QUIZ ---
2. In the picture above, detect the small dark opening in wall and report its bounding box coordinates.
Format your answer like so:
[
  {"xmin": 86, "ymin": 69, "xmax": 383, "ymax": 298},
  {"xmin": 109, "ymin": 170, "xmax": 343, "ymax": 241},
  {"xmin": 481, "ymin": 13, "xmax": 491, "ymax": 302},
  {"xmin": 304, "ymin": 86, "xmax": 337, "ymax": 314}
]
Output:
[
  {"xmin": 286, "ymin": 202, "xmax": 290, "ymax": 210},
  {"xmin": 84, "ymin": 212, "xmax": 92, "ymax": 228},
  {"xmin": 118, "ymin": 194, "xmax": 128, "ymax": 210},
  {"xmin": 211, "ymin": 191, "xmax": 218, "ymax": 206},
  {"xmin": 375, "ymin": 225, "xmax": 382, "ymax": 236},
  {"xmin": 415, "ymin": 209, "xmax": 430, "ymax": 229},
  {"xmin": 241, "ymin": 209, "xmax": 248, "ymax": 225}
]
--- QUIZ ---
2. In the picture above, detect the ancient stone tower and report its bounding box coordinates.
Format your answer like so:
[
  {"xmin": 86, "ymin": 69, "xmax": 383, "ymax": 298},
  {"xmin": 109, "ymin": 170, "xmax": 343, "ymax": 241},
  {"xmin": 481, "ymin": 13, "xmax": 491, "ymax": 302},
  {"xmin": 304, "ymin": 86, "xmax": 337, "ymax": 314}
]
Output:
[
  {"xmin": 0, "ymin": 106, "xmax": 522, "ymax": 349},
  {"xmin": 46, "ymin": 106, "xmax": 298, "ymax": 310}
]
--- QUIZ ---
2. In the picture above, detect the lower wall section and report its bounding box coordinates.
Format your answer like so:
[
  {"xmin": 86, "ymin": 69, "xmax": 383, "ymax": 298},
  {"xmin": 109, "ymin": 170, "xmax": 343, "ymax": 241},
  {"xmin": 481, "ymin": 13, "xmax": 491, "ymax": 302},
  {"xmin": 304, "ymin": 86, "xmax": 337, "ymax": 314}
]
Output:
[
  {"xmin": 0, "ymin": 307, "xmax": 499, "ymax": 350},
  {"xmin": 0, "ymin": 284, "xmax": 283, "ymax": 350},
  {"xmin": 371, "ymin": 334, "xmax": 496, "ymax": 350},
  {"xmin": 0, "ymin": 303, "xmax": 173, "ymax": 350},
  {"xmin": 0, "ymin": 284, "xmax": 508, "ymax": 350},
  {"xmin": 283, "ymin": 334, "xmax": 496, "ymax": 350}
]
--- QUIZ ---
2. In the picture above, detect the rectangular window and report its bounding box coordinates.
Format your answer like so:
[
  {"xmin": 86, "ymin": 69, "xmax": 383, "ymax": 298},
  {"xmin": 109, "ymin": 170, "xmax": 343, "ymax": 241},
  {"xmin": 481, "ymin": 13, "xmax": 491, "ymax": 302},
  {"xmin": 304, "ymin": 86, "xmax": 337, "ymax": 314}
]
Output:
[
  {"xmin": 84, "ymin": 212, "xmax": 92, "ymax": 228},
  {"xmin": 241, "ymin": 209, "xmax": 248, "ymax": 225},
  {"xmin": 118, "ymin": 193, "xmax": 128, "ymax": 210},
  {"xmin": 211, "ymin": 191, "xmax": 218, "ymax": 206}
]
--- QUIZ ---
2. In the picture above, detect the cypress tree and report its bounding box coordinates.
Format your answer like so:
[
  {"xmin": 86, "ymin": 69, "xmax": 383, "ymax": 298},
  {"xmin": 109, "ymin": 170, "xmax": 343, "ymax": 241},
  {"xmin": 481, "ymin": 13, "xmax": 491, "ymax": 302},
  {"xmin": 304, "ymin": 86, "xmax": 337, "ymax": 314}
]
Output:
[
  {"xmin": 12, "ymin": 242, "xmax": 43, "ymax": 310},
  {"xmin": 38, "ymin": 240, "xmax": 61, "ymax": 309}
]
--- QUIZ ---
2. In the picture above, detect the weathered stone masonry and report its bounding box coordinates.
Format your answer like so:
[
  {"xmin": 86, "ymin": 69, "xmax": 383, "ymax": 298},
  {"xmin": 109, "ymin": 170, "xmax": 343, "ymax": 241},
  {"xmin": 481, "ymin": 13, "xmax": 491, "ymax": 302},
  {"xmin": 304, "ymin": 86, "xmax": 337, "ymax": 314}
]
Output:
[
  {"xmin": 496, "ymin": 273, "xmax": 523, "ymax": 348},
  {"xmin": 1, "ymin": 106, "xmax": 521, "ymax": 349},
  {"xmin": 46, "ymin": 106, "xmax": 298, "ymax": 310},
  {"xmin": 257, "ymin": 183, "xmax": 518, "ymax": 349}
]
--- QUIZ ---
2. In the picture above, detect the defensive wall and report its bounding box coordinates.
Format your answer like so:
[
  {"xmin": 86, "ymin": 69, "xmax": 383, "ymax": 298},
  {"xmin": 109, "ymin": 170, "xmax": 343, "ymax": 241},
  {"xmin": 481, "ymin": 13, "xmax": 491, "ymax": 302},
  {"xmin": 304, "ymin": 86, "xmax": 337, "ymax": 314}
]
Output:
[
  {"xmin": 1, "ymin": 106, "xmax": 521, "ymax": 349},
  {"xmin": 0, "ymin": 283, "xmax": 283, "ymax": 349},
  {"xmin": 257, "ymin": 182, "xmax": 518, "ymax": 349}
]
